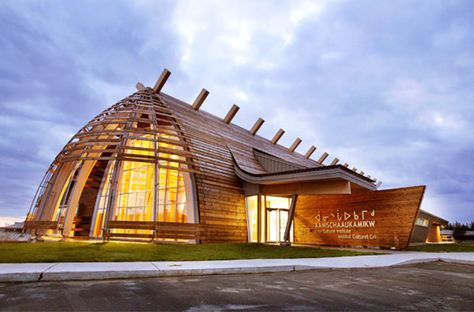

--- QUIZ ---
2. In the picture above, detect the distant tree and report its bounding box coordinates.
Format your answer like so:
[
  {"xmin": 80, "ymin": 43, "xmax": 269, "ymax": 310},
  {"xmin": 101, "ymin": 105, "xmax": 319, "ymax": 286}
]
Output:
[
  {"xmin": 451, "ymin": 221, "xmax": 474, "ymax": 239},
  {"xmin": 449, "ymin": 221, "xmax": 474, "ymax": 239}
]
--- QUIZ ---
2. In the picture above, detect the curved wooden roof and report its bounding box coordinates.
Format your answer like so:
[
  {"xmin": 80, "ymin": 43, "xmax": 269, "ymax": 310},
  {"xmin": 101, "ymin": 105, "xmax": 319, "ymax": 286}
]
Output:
[{"xmin": 158, "ymin": 91, "xmax": 376, "ymax": 190}]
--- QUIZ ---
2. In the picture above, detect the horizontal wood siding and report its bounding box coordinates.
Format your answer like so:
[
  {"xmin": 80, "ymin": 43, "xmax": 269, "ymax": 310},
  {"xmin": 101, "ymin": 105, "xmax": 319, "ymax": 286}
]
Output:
[
  {"xmin": 159, "ymin": 91, "xmax": 331, "ymax": 243},
  {"xmin": 293, "ymin": 185, "xmax": 425, "ymax": 249},
  {"xmin": 161, "ymin": 94, "xmax": 248, "ymax": 242}
]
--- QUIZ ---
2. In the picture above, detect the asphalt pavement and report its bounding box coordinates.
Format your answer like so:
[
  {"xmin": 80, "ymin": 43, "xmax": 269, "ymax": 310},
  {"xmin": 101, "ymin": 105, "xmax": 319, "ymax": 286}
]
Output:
[{"xmin": 0, "ymin": 261, "xmax": 473, "ymax": 311}]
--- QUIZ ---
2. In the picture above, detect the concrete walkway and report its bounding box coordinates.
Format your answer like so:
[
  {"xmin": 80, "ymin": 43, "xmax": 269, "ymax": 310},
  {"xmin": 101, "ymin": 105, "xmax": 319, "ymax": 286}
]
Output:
[{"xmin": 1, "ymin": 252, "xmax": 473, "ymax": 283}]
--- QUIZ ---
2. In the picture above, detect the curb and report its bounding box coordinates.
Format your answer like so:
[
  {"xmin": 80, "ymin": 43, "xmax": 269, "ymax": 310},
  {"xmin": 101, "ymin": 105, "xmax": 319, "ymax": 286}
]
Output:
[{"xmin": 1, "ymin": 256, "xmax": 473, "ymax": 283}]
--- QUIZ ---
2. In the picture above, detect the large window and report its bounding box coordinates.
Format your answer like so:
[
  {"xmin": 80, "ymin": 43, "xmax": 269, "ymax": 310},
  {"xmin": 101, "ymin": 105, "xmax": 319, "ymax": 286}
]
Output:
[
  {"xmin": 246, "ymin": 195, "xmax": 293, "ymax": 243},
  {"xmin": 87, "ymin": 132, "xmax": 196, "ymax": 238},
  {"xmin": 114, "ymin": 161, "xmax": 154, "ymax": 222},
  {"xmin": 415, "ymin": 217, "xmax": 429, "ymax": 227},
  {"xmin": 246, "ymin": 196, "xmax": 258, "ymax": 242}
]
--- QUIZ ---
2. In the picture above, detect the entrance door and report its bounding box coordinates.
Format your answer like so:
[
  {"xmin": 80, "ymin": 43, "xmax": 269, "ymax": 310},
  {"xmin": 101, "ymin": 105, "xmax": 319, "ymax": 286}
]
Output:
[
  {"xmin": 245, "ymin": 195, "xmax": 294, "ymax": 243},
  {"xmin": 266, "ymin": 208, "xmax": 288, "ymax": 243}
]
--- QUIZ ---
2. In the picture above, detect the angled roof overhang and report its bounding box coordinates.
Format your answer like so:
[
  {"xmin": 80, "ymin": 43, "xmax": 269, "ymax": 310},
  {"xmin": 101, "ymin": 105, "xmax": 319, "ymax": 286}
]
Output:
[{"xmin": 232, "ymin": 154, "xmax": 377, "ymax": 193}]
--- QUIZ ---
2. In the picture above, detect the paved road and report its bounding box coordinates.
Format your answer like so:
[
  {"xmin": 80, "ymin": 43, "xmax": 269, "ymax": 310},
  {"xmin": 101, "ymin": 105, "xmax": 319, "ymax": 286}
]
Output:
[{"xmin": 0, "ymin": 262, "xmax": 473, "ymax": 311}]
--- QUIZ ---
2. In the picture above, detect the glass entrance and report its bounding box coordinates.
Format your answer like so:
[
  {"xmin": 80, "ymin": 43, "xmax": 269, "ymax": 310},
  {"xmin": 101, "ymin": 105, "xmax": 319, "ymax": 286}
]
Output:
[
  {"xmin": 246, "ymin": 195, "xmax": 293, "ymax": 243},
  {"xmin": 266, "ymin": 209, "xmax": 288, "ymax": 243}
]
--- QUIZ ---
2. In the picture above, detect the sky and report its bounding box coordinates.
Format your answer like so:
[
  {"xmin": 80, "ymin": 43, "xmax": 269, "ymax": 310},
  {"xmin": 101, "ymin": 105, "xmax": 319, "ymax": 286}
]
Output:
[{"xmin": 0, "ymin": 0, "xmax": 473, "ymax": 222}]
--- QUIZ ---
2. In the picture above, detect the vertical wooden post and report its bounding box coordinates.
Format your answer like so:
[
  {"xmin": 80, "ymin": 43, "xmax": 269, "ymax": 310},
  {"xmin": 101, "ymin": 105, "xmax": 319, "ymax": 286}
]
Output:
[
  {"xmin": 282, "ymin": 194, "xmax": 298, "ymax": 245},
  {"xmin": 103, "ymin": 160, "xmax": 121, "ymax": 240},
  {"xmin": 257, "ymin": 195, "xmax": 261, "ymax": 243}
]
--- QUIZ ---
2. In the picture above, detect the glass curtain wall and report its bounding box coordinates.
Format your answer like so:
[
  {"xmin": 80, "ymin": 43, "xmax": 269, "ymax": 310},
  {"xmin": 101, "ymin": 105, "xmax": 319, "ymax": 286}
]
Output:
[{"xmin": 89, "ymin": 131, "xmax": 194, "ymax": 237}]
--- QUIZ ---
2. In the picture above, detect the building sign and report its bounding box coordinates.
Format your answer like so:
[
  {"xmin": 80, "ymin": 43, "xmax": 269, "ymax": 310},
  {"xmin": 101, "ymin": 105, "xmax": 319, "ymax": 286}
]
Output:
[
  {"xmin": 293, "ymin": 186, "xmax": 425, "ymax": 249},
  {"xmin": 312, "ymin": 209, "xmax": 377, "ymax": 240}
]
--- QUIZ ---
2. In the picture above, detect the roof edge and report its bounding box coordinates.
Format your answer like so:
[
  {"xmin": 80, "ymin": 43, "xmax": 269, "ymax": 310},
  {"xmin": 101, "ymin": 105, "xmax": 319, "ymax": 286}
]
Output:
[{"xmin": 231, "ymin": 152, "xmax": 377, "ymax": 191}]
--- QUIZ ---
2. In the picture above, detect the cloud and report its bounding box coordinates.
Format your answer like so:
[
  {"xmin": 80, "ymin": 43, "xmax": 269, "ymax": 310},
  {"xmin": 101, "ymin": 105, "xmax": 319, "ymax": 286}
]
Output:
[{"xmin": 0, "ymin": 0, "xmax": 473, "ymax": 223}]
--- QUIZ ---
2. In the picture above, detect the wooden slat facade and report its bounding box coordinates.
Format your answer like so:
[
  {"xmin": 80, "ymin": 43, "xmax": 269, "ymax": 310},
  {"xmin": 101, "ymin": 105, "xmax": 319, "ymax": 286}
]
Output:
[
  {"xmin": 25, "ymin": 84, "xmax": 428, "ymax": 248},
  {"xmin": 293, "ymin": 185, "xmax": 425, "ymax": 249}
]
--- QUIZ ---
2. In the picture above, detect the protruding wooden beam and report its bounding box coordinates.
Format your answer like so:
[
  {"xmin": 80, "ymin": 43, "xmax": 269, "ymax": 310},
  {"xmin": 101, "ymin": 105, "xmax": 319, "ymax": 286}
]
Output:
[
  {"xmin": 136, "ymin": 82, "xmax": 145, "ymax": 91},
  {"xmin": 317, "ymin": 152, "xmax": 329, "ymax": 164},
  {"xmin": 367, "ymin": 175, "xmax": 371, "ymax": 179},
  {"xmin": 271, "ymin": 128, "xmax": 285, "ymax": 144},
  {"xmin": 153, "ymin": 68, "xmax": 171, "ymax": 93},
  {"xmin": 343, "ymin": 163, "xmax": 349, "ymax": 167},
  {"xmin": 330, "ymin": 158, "xmax": 339, "ymax": 166},
  {"xmin": 249, "ymin": 118, "xmax": 265, "ymax": 135},
  {"xmin": 360, "ymin": 171, "xmax": 365, "ymax": 176},
  {"xmin": 223, "ymin": 104, "xmax": 240, "ymax": 124},
  {"xmin": 289, "ymin": 138, "xmax": 302, "ymax": 153},
  {"xmin": 352, "ymin": 167, "xmax": 357, "ymax": 172},
  {"xmin": 192, "ymin": 88, "xmax": 209, "ymax": 111},
  {"xmin": 304, "ymin": 145, "xmax": 316, "ymax": 159}
]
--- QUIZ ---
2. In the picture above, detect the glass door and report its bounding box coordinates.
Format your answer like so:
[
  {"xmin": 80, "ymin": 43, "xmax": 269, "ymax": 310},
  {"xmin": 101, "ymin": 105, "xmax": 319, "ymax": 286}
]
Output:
[
  {"xmin": 266, "ymin": 208, "xmax": 288, "ymax": 243},
  {"xmin": 245, "ymin": 195, "xmax": 294, "ymax": 243}
]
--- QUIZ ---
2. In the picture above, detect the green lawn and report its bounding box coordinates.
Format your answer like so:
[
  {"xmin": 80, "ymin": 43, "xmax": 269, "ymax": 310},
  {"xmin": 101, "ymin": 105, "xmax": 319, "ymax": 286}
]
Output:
[
  {"xmin": 408, "ymin": 243, "xmax": 474, "ymax": 252},
  {"xmin": 0, "ymin": 242, "xmax": 373, "ymax": 263}
]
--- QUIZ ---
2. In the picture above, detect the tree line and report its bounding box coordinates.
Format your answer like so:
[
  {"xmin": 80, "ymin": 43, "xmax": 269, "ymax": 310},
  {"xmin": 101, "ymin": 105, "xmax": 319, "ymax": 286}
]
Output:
[{"xmin": 445, "ymin": 221, "xmax": 474, "ymax": 231}]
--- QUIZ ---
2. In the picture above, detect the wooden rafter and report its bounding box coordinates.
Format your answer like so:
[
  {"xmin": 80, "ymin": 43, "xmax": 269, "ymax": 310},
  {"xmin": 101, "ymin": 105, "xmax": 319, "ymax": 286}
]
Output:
[
  {"xmin": 153, "ymin": 68, "xmax": 171, "ymax": 93},
  {"xmin": 192, "ymin": 88, "xmax": 209, "ymax": 111},
  {"xmin": 304, "ymin": 145, "xmax": 316, "ymax": 159},
  {"xmin": 223, "ymin": 104, "xmax": 240, "ymax": 124},
  {"xmin": 249, "ymin": 118, "xmax": 264, "ymax": 135},
  {"xmin": 271, "ymin": 128, "xmax": 285, "ymax": 144},
  {"xmin": 289, "ymin": 138, "xmax": 302, "ymax": 152},
  {"xmin": 317, "ymin": 152, "xmax": 329, "ymax": 164}
]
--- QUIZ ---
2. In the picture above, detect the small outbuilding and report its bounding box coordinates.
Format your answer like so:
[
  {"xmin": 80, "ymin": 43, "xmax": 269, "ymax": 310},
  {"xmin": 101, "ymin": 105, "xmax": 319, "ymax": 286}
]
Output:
[{"xmin": 410, "ymin": 210, "xmax": 449, "ymax": 244}]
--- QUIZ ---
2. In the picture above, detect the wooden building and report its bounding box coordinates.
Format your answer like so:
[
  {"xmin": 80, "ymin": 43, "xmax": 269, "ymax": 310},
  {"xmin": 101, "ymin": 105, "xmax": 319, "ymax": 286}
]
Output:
[{"xmin": 24, "ymin": 69, "xmax": 446, "ymax": 249}]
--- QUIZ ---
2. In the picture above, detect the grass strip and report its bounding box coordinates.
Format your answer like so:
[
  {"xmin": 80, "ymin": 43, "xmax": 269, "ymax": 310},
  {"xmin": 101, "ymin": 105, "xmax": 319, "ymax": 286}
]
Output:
[{"xmin": 0, "ymin": 242, "xmax": 374, "ymax": 263}]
